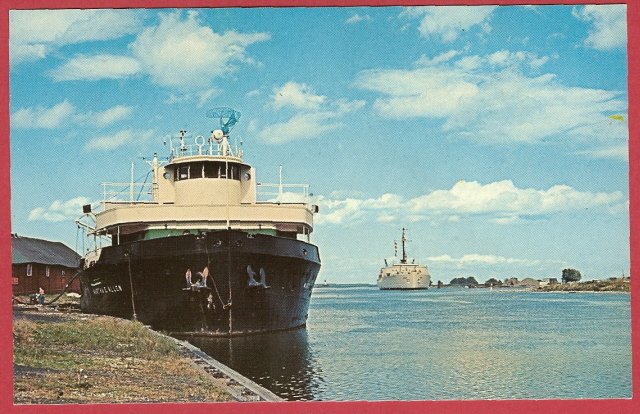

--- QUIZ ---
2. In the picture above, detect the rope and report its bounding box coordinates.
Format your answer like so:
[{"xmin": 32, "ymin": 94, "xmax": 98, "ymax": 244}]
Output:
[
  {"xmin": 136, "ymin": 170, "xmax": 152, "ymax": 201},
  {"xmin": 12, "ymin": 269, "xmax": 82, "ymax": 306},
  {"xmin": 127, "ymin": 253, "xmax": 137, "ymax": 321},
  {"xmin": 202, "ymin": 237, "xmax": 228, "ymax": 309},
  {"xmin": 12, "ymin": 296, "xmax": 28, "ymax": 304},
  {"xmin": 224, "ymin": 155, "xmax": 233, "ymax": 333},
  {"xmin": 45, "ymin": 270, "xmax": 82, "ymax": 305},
  {"xmin": 226, "ymin": 230, "xmax": 233, "ymax": 333}
]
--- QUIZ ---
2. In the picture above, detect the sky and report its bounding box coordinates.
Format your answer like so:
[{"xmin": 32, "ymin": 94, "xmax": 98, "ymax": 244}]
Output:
[{"xmin": 9, "ymin": 5, "xmax": 629, "ymax": 284}]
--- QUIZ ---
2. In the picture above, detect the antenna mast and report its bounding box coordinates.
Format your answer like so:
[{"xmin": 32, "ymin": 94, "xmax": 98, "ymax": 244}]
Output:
[{"xmin": 401, "ymin": 228, "xmax": 407, "ymax": 264}]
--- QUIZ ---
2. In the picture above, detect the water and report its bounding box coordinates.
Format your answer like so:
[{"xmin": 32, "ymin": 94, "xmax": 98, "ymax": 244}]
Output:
[{"xmin": 188, "ymin": 285, "xmax": 631, "ymax": 401}]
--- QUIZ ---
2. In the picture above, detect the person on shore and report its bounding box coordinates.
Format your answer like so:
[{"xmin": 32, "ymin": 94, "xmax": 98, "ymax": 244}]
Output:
[{"xmin": 37, "ymin": 287, "xmax": 45, "ymax": 305}]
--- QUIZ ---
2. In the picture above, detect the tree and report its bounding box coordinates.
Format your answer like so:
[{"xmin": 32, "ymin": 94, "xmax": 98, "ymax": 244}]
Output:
[
  {"xmin": 485, "ymin": 278, "xmax": 501, "ymax": 287},
  {"xmin": 465, "ymin": 276, "xmax": 479, "ymax": 286},
  {"xmin": 450, "ymin": 277, "xmax": 478, "ymax": 287},
  {"xmin": 562, "ymin": 268, "xmax": 582, "ymax": 283}
]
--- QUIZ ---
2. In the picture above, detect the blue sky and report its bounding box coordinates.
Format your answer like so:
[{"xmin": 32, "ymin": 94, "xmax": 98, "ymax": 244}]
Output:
[{"xmin": 9, "ymin": 5, "xmax": 629, "ymax": 283}]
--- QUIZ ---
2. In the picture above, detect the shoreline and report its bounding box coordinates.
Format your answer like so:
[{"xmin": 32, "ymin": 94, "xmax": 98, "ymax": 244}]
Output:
[{"xmin": 12, "ymin": 304, "xmax": 283, "ymax": 404}]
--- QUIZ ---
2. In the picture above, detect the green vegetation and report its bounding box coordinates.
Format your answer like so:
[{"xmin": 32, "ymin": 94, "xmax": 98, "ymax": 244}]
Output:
[
  {"xmin": 562, "ymin": 268, "xmax": 582, "ymax": 283},
  {"xmin": 539, "ymin": 278, "xmax": 629, "ymax": 292},
  {"xmin": 13, "ymin": 314, "xmax": 233, "ymax": 404},
  {"xmin": 449, "ymin": 277, "xmax": 478, "ymax": 287},
  {"xmin": 484, "ymin": 278, "xmax": 502, "ymax": 287}
]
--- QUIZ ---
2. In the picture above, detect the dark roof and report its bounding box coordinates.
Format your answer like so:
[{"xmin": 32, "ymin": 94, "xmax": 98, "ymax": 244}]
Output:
[{"xmin": 11, "ymin": 235, "xmax": 81, "ymax": 268}]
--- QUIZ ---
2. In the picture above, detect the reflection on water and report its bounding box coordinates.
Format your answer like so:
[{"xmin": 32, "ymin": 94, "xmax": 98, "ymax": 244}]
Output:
[
  {"xmin": 189, "ymin": 329, "xmax": 324, "ymax": 400},
  {"xmin": 188, "ymin": 286, "xmax": 631, "ymax": 401}
]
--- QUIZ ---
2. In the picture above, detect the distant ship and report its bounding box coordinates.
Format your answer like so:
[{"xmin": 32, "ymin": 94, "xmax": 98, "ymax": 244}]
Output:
[
  {"xmin": 76, "ymin": 108, "xmax": 321, "ymax": 336},
  {"xmin": 377, "ymin": 228, "xmax": 430, "ymax": 290}
]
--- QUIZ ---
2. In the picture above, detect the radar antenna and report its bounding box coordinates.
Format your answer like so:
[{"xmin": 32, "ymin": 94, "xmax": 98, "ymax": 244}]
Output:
[{"xmin": 206, "ymin": 107, "xmax": 241, "ymax": 135}]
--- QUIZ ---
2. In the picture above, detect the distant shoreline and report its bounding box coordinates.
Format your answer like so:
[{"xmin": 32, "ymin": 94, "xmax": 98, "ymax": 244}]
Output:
[{"xmin": 315, "ymin": 282, "xmax": 630, "ymax": 293}]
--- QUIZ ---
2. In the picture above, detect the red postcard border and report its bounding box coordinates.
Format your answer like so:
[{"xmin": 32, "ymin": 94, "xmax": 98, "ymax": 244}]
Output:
[{"xmin": 1, "ymin": 1, "xmax": 637, "ymax": 413}]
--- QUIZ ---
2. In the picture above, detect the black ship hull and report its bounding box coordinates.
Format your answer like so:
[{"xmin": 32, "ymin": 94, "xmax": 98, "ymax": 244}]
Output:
[{"xmin": 79, "ymin": 231, "xmax": 321, "ymax": 336}]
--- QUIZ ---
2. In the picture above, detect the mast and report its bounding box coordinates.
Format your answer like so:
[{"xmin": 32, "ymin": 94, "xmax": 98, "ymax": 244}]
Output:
[{"xmin": 401, "ymin": 227, "xmax": 407, "ymax": 264}]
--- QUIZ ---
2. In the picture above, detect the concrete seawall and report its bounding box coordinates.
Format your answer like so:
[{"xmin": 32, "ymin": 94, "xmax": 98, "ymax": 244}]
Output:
[{"xmin": 150, "ymin": 329, "xmax": 284, "ymax": 402}]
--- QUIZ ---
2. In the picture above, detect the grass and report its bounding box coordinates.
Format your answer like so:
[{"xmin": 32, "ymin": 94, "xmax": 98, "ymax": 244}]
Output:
[{"xmin": 13, "ymin": 315, "xmax": 234, "ymax": 404}]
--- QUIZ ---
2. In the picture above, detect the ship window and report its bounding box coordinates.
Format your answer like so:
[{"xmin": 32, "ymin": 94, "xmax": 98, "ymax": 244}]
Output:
[
  {"xmin": 204, "ymin": 162, "xmax": 219, "ymax": 178},
  {"xmin": 176, "ymin": 161, "xmax": 242, "ymax": 181},
  {"xmin": 176, "ymin": 165, "xmax": 189, "ymax": 180}
]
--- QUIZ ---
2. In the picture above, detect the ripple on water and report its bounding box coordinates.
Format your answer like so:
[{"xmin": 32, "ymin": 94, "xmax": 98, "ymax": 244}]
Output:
[{"xmin": 192, "ymin": 287, "xmax": 631, "ymax": 401}]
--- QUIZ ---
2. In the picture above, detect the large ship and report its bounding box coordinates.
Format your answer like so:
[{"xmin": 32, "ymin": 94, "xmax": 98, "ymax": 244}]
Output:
[
  {"xmin": 76, "ymin": 108, "xmax": 321, "ymax": 336},
  {"xmin": 377, "ymin": 228, "xmax": 430, "ymax": 290}
]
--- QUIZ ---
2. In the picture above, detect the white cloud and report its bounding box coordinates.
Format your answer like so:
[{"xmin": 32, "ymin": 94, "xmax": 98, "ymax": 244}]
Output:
[
  {"xmin": 28, "ymin": 196, "xmax": 91, "ymax": 222},
  {"xmin": 11, "ymin": 101, "xmax": 75, "ymax": 129},
  {"xmin": 401, "ymin": 6, "xmax": 497, "ymax": 42},
  {"xmin": 346, "ymin": 14, "xmax": 372, "ymax": 24},
  {"xmin": 573, "ymin": 5, "xmax": 627, "ymax": 51},
  {"xmin": 314, "ymin": 197, "xmax": 366, "ymax": 225},
  {"xmin": 355, "ymin": 51, "xmax": 627, "ymax": 147},
  {"xmin": 11, "ymin": 101, "xmax": 134, "ymax": 129},
  {"xmin": 577, "ymin": 145, "xmax": 628, "ymax": 161},
  {"xmin": 491, "ymin": 215, "xmax": 521, "ymax": 225},
  {"xmin": 258, "ymin": 82, "xmax": 365, "ymax": 144},
  {"xmin": 129, "ymin": 11, "xmax": 269, "ymax": 89},
  {"xmin": 426, "ymin": 253, "xmax": 541, "ymax": 267},
  {"xmin": 315, "ymin": 180, "xmax": 625, "ymax": 225},
  {"xmin": 415, "ymin": 50, "xmax": 461, "ymax": 66},
  {"xmin": 50, "ymin": 55, "xmax": 142, "ymax": 81},
  {"xmin": 257, "ymin": 111, "xmax": 343, "ymax": 144},
  {"xmin": 43, "ymin": 10, "xmax": 269, "ymax": 89},
  {"xmin": 76, "ymin": 105, "xmax": 134, "ymax": 127},
  {"xmin": 10, "ymin": 44, "xmax": 47, "ymax": 64},
  {"xmin": 376, "ymin": 214, "xmax": 397, "ymax": 223},
  {"xmin": 84, "ymin": 129, "xmax": 155, "ymax": 151},
  {"xmin": 165, "ymin": 88, "xmax": 221, "ymax": 107},
  {"xmin": 485, "ymin": 50, "xmax": 550, "ymax": 70},
  {"xmin": 10, "ymin": 9, "xmax": 142, "ymax": 64},
  {"xmin": 271, "ymin": 82, "xmax": 326, "ymax": 110},
  {"xmin": 409, "ymin": 180, "xmax": 624, "ymax": 215}
]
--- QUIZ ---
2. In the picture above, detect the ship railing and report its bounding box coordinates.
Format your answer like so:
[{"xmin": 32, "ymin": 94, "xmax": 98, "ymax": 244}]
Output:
[
  {"xmin": 256, "ymin": 183, "xmax": 310, "ymax": 204},
  {"xmin": 169, "ymin": 140, "xmax": 242, "ymax": 160},
  {"xmin": 100, "ymin": 181, "xmax": 154, "ymax": 208}
]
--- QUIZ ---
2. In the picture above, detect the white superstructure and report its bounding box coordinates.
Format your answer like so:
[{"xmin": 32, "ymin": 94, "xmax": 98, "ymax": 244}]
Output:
[
  {"xmin": 377, "ymin": 228, "xmax": 431, "ymax": 290},
  {"xmin": 77, "ymin": 108, "xmax": 317, "ymax": 253}
]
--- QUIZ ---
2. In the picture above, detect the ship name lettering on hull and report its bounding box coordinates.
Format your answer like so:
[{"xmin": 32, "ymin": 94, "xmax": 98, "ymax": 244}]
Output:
[{"xmin": 92, "ymin": 285, "xmax": 123, "ymax": 295}]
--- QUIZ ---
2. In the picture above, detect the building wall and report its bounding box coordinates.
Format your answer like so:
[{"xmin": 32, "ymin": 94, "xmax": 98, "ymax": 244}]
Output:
[{"xmin": 12, "ymin": 263, "xmax": 80, "ymax": 295}]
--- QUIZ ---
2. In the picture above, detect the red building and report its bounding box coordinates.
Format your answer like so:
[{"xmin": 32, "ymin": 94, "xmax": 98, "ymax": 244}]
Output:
[{"xmin": 11, "ymin": 234, "xmax": 81, "ymax": 295}]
